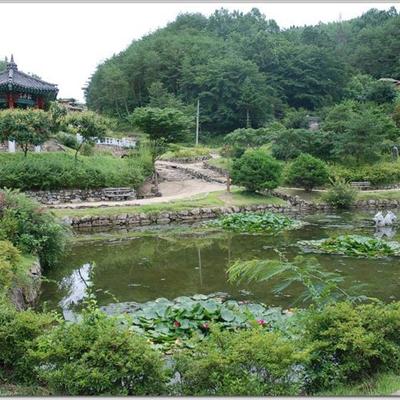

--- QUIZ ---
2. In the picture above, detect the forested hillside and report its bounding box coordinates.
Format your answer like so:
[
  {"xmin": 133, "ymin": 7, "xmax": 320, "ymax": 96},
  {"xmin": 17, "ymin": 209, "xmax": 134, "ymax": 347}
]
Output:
[{"xmin": 85, "ymin": 7, "xmax": 399, "ymax": 134}]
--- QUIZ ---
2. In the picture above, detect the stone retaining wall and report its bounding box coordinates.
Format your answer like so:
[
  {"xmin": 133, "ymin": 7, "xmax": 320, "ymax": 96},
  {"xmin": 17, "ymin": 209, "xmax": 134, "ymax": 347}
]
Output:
[
  {"xmin": 64, "ymin": 203, "xmax": 328, "ymax": 229},
  {"xmin": 203, "ymin": 161, "xmax": 228, "ymax": 176},
  {"xmin": 161, "ymin": 155, "xmax": 211, "ymax": 163},
  {"xmin": 26, "ymin": 188, "xmax": 136, "ymax": 205}
]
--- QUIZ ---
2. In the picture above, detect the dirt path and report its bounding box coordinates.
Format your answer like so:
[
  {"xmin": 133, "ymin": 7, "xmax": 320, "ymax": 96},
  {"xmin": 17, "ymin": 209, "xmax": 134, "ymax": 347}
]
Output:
[
  {"xmin": 50, "ymin": 179, "xmax": 225, "ymax": 209},
  {"xmin": 49, "ymin": 159, "xmax": 227, "ymax": 209}
]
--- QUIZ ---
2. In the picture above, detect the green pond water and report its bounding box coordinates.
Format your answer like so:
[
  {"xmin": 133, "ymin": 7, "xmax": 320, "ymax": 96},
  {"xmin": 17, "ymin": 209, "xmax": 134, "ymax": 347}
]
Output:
[{"xmin": 39, "ymin": 211, "xmax": 400, "ymax": 320}]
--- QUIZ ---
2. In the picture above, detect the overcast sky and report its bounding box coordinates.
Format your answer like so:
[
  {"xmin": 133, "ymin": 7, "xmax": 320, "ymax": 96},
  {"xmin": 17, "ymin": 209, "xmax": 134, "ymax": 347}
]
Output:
[{"xmin": 0, "ymin": 2, "xmax": 397, "ymax": 102}]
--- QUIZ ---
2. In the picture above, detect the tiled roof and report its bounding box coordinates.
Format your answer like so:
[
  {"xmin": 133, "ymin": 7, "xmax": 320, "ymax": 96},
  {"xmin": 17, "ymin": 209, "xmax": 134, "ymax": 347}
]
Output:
[{"xmin": 0, "ymin": 56, "xmax": 58, "ymax": 96}]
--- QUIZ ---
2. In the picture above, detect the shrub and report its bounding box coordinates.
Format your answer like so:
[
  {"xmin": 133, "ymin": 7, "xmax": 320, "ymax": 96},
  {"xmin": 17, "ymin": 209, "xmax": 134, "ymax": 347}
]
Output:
[
  {"xmin": 286, "ymin": 154, "xmax": 329, "ymax": 191},
  {"xmin": 329, "ymin": 162, "xmax": 400, "ymax": 186},
  {"xmin": 302, "ymin": 302, "xmax": 400, "ymax": 392},
  {"xmin": 30, "ymin": 307, "xmax": 167, "ymax": 395},
  {"xmin": 231, "ymin": 149, "xmax": 282, "ymax": 192},
  {"xmin": 0, "ymin": 302, "xmax": 57, "ymax": 383},
  {"xmin": 160, "ymin": 145, "xmax": 211, "ymax": 161},
  {"xmin": 322, "ymin": 178, "xmax": 358, "ymax": 209},
  {"xmin": 0, "ymin": 152, "xmax": 151, "ymax": 191},
  {"xmin": 173, "ymin": 327, "xmax": 308, "ymax": 396},
  {"xmin": 0, "ymin": 189, "xmax": 70, "ymax": 269},
  {"xmin": 223, "ymin": 127, "xmax": 273, "ymax": 148}
]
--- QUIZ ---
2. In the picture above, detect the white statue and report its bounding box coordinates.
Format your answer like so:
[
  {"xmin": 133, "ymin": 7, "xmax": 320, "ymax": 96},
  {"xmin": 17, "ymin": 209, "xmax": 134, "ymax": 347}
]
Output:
[
  {"xmin": 373, "ymin": 211, "xmax": 385, "ymax": 227},
  {"xmin": 373, "ymin": 211, "xmax": 397, "ymax": 227},
  {"xmin": 384, "ymin": 211, "xmax": 397, "ymax": 226}
]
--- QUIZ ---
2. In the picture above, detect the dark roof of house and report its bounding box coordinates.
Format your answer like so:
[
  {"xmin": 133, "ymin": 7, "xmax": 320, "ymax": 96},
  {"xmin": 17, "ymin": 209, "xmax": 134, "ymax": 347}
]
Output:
[{"xmin": 0, "ymin": 55, "xmax": 58, "ymax": 97}]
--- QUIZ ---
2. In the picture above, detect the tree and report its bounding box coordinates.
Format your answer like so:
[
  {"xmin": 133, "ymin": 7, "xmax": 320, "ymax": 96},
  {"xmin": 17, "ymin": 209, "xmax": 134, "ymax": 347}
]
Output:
[
  {"xmin": 130, "ymin": 107, "xmax": 192, "ymax": 142},
  {"xmin": 64, "ymin": 111, "xmax": 111, "ymax": 159},
  {"xmin": 365, "ymin": 81, "xmax": 397, "ymax": 104},
  {"xmin": 49, "ymin": 101, "xmax": 68, "ymax": 133},
  {"xmin": 231, "ymin": 149, "xmax": 282, "ymax": 192},
  {"xmin": 286, "ymin": 153, "xmax": 329, "ymax": 191},
  {"xmin": 323, "ymin": 102, "xmax": 399, "ymax": 164},
  {"xmin": 272, "ymin": 128, "xmax": 333, "ymax": 161},
  {"xmin": 0, "ymin": 109, "xmax": 52, "ymax": 156}
]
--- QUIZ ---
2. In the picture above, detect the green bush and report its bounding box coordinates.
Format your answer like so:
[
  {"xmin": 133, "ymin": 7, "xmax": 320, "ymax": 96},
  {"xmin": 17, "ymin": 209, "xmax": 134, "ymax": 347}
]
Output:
[
  {"xmin": 287, "ymin": 154, "xmax": 329, "ymax": 191},
  {"xmin": 30, "ymin": 307, "xmax": 167, "ymax": 396},
  {"xmin": 160, "ymin": 145, "xmax": 211, "ymax": 161},
  {"xmin": 231, "ymin": 149, "xmax": 282, "ymax": 192},
  {"xmin": 0, "ymin": 189, "xmax": 70, "ymax": 269},
  {"xmin": 0, "ymin": 302, "xmax": 57, "ymax": 383},
  {"xmin": 173, "ymin": 327, "xmax": 308, "ymax": 396},
  {"xmin": 322, "ymin": 178, "xmax": 358, "ymax": 209},
  {"xmin": 302, "ymin": 302, "xmax": 400, "ymax": 392},
  {"xmin": 329, "ymin": 162, "xmax": 400, "ymax": 186},
  {"xmin": 0, "ymin": 152, "xmax": 152, "ymax": 190}
]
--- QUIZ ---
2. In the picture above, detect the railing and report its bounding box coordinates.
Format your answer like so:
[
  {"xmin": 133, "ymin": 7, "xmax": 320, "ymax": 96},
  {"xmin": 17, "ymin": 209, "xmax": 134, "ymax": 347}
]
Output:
[
  {"xmin": 96, "ymin": 137, "xmax": 136, "ymax": 148},
  {"xmin": 76, "ymin": 134, "xmax": 136, "ymax": 148}
]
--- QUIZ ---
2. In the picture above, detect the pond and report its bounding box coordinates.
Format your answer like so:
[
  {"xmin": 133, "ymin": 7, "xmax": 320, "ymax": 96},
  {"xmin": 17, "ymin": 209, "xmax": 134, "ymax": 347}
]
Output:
[{"xmin": 39, "ymin": 210, "xmax": 400, "ymax": 320}]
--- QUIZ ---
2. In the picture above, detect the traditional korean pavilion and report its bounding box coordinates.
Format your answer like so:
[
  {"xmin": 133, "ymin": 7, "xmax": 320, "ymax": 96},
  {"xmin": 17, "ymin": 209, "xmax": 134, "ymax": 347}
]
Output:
[{"xmin": 0, "ymin": 55, "xmax": 58, "ymax": 109}]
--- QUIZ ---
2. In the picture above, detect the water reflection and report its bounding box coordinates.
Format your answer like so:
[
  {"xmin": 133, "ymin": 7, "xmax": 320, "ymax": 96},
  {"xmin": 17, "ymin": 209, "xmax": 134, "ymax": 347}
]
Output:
[
  {"xmin": 374, "ymin": 226, "xmax": 397, "ymax": 239},
  {"xmin": 59, "ymin": 263, "xmax": 92, "ymax": 321}
]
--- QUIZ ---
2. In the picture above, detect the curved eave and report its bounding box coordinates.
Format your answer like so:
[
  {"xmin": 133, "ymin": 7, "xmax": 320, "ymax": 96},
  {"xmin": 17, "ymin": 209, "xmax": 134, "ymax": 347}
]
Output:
[{"xmin": 0, "ymin": 82, "xmax": 58, "ymax": 98}]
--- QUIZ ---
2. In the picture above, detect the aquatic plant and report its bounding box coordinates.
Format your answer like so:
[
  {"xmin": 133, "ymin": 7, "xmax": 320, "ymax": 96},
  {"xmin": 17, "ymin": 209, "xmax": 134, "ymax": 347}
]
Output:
[
  {"xmin": 227, "ymin": 254, "xmax": 365, "ymax": 308},
  {"xmin": 121, "ymin": 294, "xmax": 290, "ymax": 351},
  {"xmin": 298, "ymin": 234, "xmax": 400, "ymax": 258},
  {"xmin": 210, "ymin": 212, "xmax": 303, "ymax": 233}
]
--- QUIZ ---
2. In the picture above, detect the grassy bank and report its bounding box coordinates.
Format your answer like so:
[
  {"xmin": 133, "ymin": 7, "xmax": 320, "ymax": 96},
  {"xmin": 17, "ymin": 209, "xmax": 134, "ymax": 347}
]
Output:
[
  {"xmin": 316, "ymin": 372, "xmax": 400, "ymax": 396},
  {"xmin": 52, "ymin": 189, "xmax": 286, "ymax": 218},
  {"xmin": 279, "ymin": 187, "xmax": 400, "ymax": 203}
]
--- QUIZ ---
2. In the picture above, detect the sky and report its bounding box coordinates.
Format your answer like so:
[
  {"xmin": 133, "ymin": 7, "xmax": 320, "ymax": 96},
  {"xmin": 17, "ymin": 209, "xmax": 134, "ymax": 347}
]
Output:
[{"xmin": 0, "ymin": 2, "xmax": 398, "ymax": 102}]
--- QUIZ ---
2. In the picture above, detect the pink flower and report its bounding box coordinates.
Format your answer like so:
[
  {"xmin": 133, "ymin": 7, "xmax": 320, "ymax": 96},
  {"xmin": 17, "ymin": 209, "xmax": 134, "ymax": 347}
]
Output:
[
  {"xmin": 174, "ymin": 320, "xmax": 181, "ymax": 328},
  {"xmin": 257, "ymin": 319, "xmax": 266, "ymax": 326},
  {"xmin": 201, "ymin": 323, "xmax": 209, "ymax": 330}
]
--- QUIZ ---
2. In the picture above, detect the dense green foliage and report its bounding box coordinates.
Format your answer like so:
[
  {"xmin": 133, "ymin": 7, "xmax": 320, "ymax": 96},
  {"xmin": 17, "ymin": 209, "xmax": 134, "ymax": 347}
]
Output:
[
  {"xmin": 0, "ymin": 109, "xmax": 52, "ymax": 156},
  {"xmin": 30, "ymin": 304, "xmax": 167, "ymax": 396},
  {"xmin": 330, "ymin": 161, "xmax": 400, "ymax": 186},
  {"xmin": 0, "ymin": 240, "xmax": 22, "ymax": 294},
  {"xmin": 86, "ymin": 7, "xmax": 400, "ymax": 136},
  {"xmin": 302, "ymin": 301, "xmax": 400, "ymax": 391},
  {"xmin": 231, "ymin": 149, "xmax": 282, "ymax": 192},
  {"xmin": 286, "ymin": 154, "xmax": 329, "ymax": 190},
  {"xmin": 130, "ymin": 107, "xmax": 192, "ymax": 142},
  {"xmin": 0, "ymin": 302, "xmax": 57, "ymax": 383},
  {"xmin": 211, "ymin": 212, "xmax": 302, "ymax": 233},
  {"xmin": 173, "ymin": 326, "xmax": 307, "ymax": 396},
  {"xmin": 322, "ymin": 178, "xmax": 358, "ymax": 209},
  {"xmin": 0, "ymin": 189, "xmax": 70, "ymax": 268},
  {"xmin": 0, "ymin": 152, "xmax": 152, "ymax": 190},
  {"xmin": 299, "ymin": 235, "xmax": 400, "ymax": 258}
]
